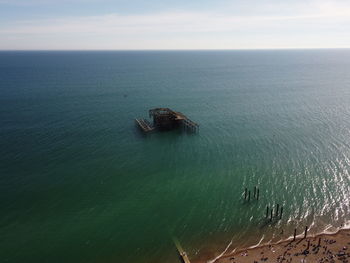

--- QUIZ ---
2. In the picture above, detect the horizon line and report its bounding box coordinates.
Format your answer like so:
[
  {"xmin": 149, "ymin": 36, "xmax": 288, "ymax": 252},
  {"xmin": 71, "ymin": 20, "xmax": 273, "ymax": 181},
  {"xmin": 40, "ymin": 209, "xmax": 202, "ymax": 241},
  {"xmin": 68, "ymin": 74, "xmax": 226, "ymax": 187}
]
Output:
[{"xmin": 0, "ymin": 47, "xmax": 350, "ymax": 52}]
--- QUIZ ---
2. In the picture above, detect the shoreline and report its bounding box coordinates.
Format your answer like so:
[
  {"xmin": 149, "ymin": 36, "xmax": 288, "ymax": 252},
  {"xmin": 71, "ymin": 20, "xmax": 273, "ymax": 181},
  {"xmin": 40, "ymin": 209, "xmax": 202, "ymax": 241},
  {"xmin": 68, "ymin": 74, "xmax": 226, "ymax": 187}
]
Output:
[{"xmin": 209, "ymin": 228, "xmax": 350, "ymax": 263}]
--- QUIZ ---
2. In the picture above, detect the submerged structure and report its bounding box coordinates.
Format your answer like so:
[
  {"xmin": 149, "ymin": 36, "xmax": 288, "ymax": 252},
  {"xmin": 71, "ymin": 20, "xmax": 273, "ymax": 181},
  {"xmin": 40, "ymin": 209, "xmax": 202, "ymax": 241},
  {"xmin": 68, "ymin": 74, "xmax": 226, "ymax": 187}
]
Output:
[{"xmin": 135, "ymin": 108, "xmax": 199, "ymax": 133}]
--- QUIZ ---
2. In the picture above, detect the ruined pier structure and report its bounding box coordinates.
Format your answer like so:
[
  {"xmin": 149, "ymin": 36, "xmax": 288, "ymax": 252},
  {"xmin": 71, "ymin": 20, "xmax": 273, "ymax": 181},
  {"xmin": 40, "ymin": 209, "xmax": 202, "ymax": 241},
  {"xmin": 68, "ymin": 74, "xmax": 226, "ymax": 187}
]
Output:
[{"xmin": 135, "ymin": 108, "xmax": 199, "ymax": 133}]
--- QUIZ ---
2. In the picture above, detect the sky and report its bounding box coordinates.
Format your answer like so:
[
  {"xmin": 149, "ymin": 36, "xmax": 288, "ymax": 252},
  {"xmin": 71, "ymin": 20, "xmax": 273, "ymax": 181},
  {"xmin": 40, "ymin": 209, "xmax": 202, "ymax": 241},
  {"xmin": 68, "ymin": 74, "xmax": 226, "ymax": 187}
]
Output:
[{"xmin": 0, "ymin": 0, "xmax": 349, "ymax": 50}]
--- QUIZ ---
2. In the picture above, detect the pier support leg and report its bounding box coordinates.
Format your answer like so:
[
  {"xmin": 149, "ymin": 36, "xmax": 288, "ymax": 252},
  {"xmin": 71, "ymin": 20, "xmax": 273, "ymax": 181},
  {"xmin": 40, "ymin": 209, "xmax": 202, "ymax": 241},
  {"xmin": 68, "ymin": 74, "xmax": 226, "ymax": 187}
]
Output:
[
  {"xmin": 279, "ymin": 207, "xmax": 283, "ymax": 219},
  {"xmin": 304, "ymin": 226, "xmax": 308, "ymax": 239},
  {"xmin": 270, "ymin": 209, "xmax": 273, "ymax": 221}
]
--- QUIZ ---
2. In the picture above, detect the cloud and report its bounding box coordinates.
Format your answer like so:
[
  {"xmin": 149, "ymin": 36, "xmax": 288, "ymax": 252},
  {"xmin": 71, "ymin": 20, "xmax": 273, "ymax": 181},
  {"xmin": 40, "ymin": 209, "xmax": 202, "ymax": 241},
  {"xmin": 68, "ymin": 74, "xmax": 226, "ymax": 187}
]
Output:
[
  {"xmin": 1, "ymin": 10, "xmax": 349, "ymax": 35},
  {"xmin": 0, "ymin": 0, "xmax": 350, "ymax": 49},
  {"xmin": 0, "ymin": 0, "xmax": 104, "ymax": 4}
]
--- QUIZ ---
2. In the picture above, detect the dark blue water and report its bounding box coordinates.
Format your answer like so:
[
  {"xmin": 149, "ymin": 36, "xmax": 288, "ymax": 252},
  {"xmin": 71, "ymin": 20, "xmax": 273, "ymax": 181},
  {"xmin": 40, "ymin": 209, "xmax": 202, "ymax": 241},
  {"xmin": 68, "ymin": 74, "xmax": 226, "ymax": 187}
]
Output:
[{"xmin": 1, "ymin": 50, "xmax": 350, "ymax": 263}]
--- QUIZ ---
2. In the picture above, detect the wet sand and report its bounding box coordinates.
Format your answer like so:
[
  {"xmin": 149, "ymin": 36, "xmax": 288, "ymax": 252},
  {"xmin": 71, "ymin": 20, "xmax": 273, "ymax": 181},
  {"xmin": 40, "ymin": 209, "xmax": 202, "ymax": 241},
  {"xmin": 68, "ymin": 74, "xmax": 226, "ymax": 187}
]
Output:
[{"xmin": 213, "ymin": 229, "xmax": 350, "ymax": 263}]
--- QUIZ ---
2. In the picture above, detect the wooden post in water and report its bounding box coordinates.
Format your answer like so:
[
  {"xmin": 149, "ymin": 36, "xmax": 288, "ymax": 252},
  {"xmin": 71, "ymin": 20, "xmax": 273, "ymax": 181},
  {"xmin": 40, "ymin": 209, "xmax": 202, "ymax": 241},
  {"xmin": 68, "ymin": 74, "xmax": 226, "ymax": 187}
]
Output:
[
  {"xmin": 174, "ymin": 238, "xmax": 191, "ymax": 263},
  {"xmin": 293, "ymin": 228, "xmax": 297, "ymax": 241},
  {"xmin": 266, "ymin": 206, "xmax": 269, "ymax": 218},
  {"xmin": 254, "ymin": 186, "xmax": 256, "ymax": 198},
  {"xmin": 279, "ymin": 206, "xmax": 283, "ymax": 219},
  {"xmin": 304, "ymin": 226, "xmax": 308, "ymax": 239},
  {"xmin": 276, "ymin": 204, "xmax": 279, "ymax": 217},
  {"xmin": 248, "ymin": 190, "xmax": 251, "ymax": 201},
  {"xmin": 244, "ymin": 188, "xmax": 247, "ymax": 200},
  {"xmin": 270, "ymin": 209, "xmax": 273, "ymax": 221},
  {"xmin": 257, "ymin": 188, "xmax": 260, "ymax": 200},
  {"xmin": 318, "ymin": 237, "xmax": 321, "ymax": 247}
]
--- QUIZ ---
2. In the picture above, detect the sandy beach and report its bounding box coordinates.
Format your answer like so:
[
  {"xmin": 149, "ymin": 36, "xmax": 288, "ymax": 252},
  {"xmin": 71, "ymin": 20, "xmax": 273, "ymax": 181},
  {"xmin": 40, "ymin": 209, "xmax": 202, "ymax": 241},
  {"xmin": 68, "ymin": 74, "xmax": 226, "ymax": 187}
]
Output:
[{"xmin": 213, "ymin": 229, "xmax": 350, "ymax": 263}]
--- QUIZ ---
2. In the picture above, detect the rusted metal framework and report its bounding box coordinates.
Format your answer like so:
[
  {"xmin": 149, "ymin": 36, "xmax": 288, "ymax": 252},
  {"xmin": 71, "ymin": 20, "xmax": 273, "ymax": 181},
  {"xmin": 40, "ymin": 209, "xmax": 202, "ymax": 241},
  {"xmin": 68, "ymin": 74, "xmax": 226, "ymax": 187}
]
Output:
[{"xmin": 135, "ymin": 108, "xmax": 199, "ymax": 133}]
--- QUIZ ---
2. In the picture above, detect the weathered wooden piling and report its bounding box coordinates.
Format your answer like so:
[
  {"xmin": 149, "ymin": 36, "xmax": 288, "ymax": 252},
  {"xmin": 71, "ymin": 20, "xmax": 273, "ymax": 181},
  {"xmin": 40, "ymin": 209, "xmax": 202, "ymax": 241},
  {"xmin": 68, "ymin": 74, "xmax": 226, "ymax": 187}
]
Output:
[
  {"xmin": 318, "ymin": 237, "xmax": 321, "ymax": 247},
  {"xmin": 270, "ymin": 209, "xmax": 273, "ymax": 221},
  {"xmin": 304, "ymin": 226, "xmax": 308, "ymax": 239},
  {"xmin": 307, "ymin": 240, "xmax": 310, "ymax": 250},
  {"xmin": 293, "ymin": 228, "xmax": 297, "ymax": 241},
  {"xmin": 279, "ymin": 206, "xmax": 283, "ymax": 219},
  {"xmin": 256, "ymin": 188, "xmax": 260, "ymax": 200},
  {"xmin": 276, "ymin": 204, "xmax": 279, "ymax": 217},
  {"xmin": 253, "ymin": 186, "xmax": 256, "ymax": 198},
  {"xmin": 244, "ymin": 188, "xmax": 247, "ymax": 200},
  {"xmin": 248, "ymin": 190, "xmax": 251, "ymax": 201},
  {"xmin": 174, "ymin": 238, "xmax": 191, "ymax": 263},
  {"xmin": 266, "ymin": 206, "xmax": 269, "ymax": 218}
]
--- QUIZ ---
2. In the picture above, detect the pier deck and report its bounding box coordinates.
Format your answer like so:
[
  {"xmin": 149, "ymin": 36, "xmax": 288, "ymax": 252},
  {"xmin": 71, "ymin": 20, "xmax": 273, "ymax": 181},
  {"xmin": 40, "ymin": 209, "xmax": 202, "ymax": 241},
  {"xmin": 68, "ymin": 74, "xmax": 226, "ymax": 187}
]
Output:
[{"xmin": 135, "ymin": 118, "xmax": 155, "ymax": 133}]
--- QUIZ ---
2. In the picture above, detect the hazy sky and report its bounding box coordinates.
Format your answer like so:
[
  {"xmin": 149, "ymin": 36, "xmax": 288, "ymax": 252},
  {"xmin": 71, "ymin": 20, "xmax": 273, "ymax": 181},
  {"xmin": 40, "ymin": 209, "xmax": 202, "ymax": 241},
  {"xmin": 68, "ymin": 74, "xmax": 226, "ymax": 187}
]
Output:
[{"xmin": 0, "ymin": 0, "xmax": 349, "ymax": 50}]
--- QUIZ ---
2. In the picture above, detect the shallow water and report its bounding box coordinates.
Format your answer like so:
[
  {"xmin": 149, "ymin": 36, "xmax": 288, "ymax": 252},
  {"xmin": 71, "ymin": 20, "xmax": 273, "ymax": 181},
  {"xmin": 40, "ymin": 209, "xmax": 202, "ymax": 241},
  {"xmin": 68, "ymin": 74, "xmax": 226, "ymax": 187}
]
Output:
[{"xmin": 1, "ymin": 50, "xmax": 350, "ymax": 263}]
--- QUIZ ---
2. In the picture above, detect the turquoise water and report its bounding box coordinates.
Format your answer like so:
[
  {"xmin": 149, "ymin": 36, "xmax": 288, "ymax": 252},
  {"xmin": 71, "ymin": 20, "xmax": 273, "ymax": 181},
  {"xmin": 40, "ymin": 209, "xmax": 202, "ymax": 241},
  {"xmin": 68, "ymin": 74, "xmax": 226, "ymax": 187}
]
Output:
[{"xmin": 1, "ymin": 50, "xmax": 350, "ymax": 263}]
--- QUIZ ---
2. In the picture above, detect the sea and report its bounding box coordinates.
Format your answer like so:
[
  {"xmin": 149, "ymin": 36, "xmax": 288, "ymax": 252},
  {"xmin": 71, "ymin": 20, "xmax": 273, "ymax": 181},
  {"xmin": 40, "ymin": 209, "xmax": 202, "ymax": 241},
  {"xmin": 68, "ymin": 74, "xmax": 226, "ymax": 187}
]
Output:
[{"xmin": 1, "ymin": 50, "xmax": 350, "ymax": 263}]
